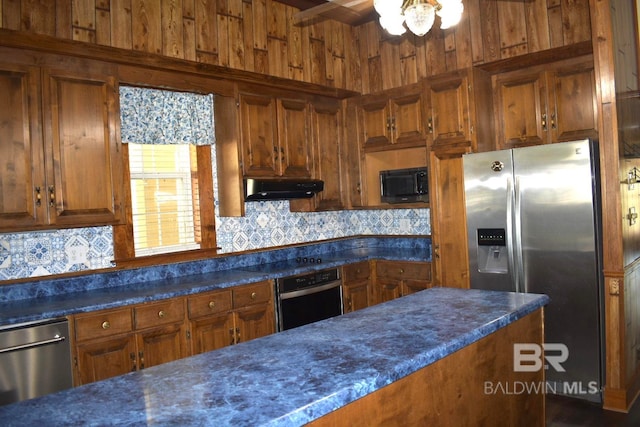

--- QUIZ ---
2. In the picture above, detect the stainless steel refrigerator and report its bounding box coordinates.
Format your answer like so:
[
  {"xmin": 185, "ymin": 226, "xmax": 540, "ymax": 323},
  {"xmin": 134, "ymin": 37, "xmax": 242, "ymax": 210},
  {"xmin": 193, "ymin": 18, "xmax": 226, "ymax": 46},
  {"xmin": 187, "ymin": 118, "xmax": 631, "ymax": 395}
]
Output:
[{"xmin": 463, "ymin": 139, "xmax": 603, "ymax": 403}]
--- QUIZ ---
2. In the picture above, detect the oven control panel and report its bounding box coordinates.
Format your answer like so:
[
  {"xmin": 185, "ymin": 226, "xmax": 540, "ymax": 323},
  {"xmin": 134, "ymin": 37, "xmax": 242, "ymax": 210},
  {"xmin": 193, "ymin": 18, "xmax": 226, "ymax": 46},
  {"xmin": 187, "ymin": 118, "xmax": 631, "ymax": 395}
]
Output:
[{"xmin": 278, "ymin": 268, "xmax": 340, "ymax": 293}]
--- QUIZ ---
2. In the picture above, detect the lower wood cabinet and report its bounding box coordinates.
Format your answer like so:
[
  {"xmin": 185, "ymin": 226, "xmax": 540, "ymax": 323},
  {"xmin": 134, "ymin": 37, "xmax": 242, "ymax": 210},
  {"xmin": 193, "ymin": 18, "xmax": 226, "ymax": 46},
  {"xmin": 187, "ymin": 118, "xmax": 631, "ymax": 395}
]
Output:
[
  {"xmin": 342, "ymin": 261, "xmax": 373, "ymax": 313},
  {"xmin": 72, "ymin": 281, "xmax": 275, "ymax": 386},
  {"xmin": 188, "ymin": 281, "xmax": 275, "ymax": 355},
  {"xmin": 373, "ymin": 260, "xmax": 432, "ymax": 305}
]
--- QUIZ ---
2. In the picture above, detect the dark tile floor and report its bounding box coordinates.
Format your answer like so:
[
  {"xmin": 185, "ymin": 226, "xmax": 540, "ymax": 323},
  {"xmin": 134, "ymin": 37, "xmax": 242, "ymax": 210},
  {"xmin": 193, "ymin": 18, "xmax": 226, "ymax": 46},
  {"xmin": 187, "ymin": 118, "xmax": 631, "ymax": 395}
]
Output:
[{"xmin": 546, "ymin": 394, "xmax": 640, "ymax": 426}]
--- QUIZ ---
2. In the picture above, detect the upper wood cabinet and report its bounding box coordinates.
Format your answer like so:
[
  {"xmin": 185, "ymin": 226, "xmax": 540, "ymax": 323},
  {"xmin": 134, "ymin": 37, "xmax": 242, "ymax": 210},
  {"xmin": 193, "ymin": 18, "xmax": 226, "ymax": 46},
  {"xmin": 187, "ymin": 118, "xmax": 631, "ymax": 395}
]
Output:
[
  {"xmin": 0, "ymin": 51, "xmax": 125, "ymax": 231},
  {"xmin": 290, "ymin": 98, "xmax": 345, "ymax": 212},
  {"xmin": 493, "ymin": 56, "xmax": 598, "ymax": 149},
  {"xmin": 358, "ymin": 82, "xmax": 427, "ymax": 152},
  {"xmin": 239, "ymin": 93, "xmax": 312, "ymax": 178},
  {"xmin": 426, "ymin": 68, "xmax": 493, "ymax": 153}
]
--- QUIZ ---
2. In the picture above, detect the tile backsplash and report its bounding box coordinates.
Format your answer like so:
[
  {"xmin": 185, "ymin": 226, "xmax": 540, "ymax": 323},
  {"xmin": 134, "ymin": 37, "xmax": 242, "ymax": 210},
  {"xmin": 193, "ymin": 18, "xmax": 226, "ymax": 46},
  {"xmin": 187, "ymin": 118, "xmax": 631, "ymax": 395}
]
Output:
[{"xmin": 0, "ymin": 205, "xmax": 429, "ymax": 281}]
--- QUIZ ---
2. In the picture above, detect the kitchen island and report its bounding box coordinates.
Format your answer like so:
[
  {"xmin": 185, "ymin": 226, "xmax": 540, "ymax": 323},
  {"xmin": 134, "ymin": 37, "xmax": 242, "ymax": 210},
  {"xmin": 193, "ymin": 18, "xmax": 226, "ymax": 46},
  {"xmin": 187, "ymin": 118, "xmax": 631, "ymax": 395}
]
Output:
[{"xmin": 0, "ymin": 287, "xmax": 548, "ymax": 426}]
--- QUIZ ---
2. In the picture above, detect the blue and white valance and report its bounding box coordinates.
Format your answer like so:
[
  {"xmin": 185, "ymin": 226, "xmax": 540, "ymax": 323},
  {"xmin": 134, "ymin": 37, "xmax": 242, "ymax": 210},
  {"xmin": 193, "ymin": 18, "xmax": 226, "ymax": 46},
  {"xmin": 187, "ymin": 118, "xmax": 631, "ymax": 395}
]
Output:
[{"xmin": 119, "ymin": 86, "xmax": 215, "ymax": 145}]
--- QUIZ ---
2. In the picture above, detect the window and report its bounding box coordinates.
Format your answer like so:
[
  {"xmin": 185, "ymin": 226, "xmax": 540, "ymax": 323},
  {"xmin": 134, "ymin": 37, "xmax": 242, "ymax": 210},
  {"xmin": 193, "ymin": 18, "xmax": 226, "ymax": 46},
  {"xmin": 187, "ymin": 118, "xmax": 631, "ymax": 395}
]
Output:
[
  {"xmin": 114, "ymin": 87, "xmax": 216, "ymax": 262},
  {"xmin": 128, "ymin": 144, "xmax": 200, "ymax": 256}
]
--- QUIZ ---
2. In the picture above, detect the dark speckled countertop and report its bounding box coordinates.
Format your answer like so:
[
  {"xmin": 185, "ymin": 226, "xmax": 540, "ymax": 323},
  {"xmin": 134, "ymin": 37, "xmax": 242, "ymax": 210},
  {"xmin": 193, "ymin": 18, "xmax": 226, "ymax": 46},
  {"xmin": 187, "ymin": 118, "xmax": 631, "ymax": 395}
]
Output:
[{"xmin": 0, "ymin": 287, "xmax": 548, "ymax": 426}]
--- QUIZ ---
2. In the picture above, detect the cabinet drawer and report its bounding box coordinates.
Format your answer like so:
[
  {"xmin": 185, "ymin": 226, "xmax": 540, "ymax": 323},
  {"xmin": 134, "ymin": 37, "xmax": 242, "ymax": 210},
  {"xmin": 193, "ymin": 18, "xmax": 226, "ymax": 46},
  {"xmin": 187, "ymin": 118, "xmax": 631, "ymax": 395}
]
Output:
[
  {"xmin": 233, "ymin": 281, "xmax": 272, "ymax": 308},
  {"xmin": 74, "ymin": 308, "xmax": 133, "ymax": 342},
  {"xmin": 376, "ymin": 261, "xmax": 431, "ymax": 281},
  {"xmin": 187, "ymin": 289, "xmax": 232, "ymax": 319},
  {"xmin": 343, "ymin": 262, "xmax": 371, "ymax": 282},
  {"xmin": 134, "ymin": 298, "xmax": 185, "ymax": 330}
]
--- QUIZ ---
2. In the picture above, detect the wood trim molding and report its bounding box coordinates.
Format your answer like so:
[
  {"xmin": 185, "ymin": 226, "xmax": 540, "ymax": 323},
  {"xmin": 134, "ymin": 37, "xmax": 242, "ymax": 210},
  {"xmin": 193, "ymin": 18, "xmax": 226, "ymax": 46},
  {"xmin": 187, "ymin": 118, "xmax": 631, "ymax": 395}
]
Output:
[{"xmin": 0, "ymin": 28, "xmax": 359, "ymax": 100}]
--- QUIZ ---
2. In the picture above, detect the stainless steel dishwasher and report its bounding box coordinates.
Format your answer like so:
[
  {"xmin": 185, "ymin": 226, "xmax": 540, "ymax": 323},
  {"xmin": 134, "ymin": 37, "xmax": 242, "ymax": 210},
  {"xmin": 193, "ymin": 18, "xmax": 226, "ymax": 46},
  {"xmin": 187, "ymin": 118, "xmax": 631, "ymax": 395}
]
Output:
[{"xmin": 0, "ymin": 318, "xmax": 73, "ymax": 406}]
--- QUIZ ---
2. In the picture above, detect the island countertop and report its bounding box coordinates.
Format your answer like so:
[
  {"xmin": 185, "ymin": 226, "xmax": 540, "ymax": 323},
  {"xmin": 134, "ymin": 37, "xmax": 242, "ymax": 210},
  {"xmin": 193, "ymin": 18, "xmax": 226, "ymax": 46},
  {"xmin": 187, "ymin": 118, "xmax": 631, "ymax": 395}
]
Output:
[{"xmin": 0, "ymin": 287, "xmax": 548, "ymax": 426}]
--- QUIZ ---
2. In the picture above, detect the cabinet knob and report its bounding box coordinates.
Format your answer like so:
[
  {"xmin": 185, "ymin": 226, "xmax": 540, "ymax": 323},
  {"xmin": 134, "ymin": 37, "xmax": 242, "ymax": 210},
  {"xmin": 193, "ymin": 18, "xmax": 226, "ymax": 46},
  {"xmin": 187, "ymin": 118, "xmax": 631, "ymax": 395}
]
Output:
[
  {"xmin": 251, "ymin": 292, "xmax": 257, "ymax": 300},
  {"xmin": 158, "ymin": 310, "xmax": 165, "ymax": 318},
  {"xmin": 101, "ymin": 321, "xmax": 110, "ymax": 330},
  {"xmin": 208, "ymin": 301, "xmax": 216, "ymax": 309},
  {"xmin": 399, "ymin": 268, "xmax": 404, "ymax": 274}
]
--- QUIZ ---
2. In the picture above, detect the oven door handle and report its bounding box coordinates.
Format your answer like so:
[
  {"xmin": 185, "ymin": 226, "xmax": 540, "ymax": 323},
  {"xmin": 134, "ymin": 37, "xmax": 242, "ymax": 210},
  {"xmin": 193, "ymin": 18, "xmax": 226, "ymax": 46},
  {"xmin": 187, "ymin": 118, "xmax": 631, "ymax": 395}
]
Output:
[{"xmin": 279, "ymin": 280, "xmax": 342, "ymax": 300}]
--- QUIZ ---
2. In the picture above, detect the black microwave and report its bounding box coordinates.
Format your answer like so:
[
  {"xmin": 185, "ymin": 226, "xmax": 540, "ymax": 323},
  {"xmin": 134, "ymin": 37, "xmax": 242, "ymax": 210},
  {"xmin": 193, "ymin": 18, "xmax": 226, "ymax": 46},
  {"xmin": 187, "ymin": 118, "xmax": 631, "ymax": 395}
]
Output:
[{"xmin": 380, "ymin": 167, "xmax": 429, "ymax": 204}]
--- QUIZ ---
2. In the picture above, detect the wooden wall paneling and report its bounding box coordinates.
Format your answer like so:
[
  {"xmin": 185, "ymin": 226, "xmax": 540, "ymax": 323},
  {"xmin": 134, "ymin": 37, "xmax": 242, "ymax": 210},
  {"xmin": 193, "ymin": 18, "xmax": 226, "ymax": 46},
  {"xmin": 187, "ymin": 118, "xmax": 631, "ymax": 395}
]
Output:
[
  {"xmin": 228, "ymin": 15, "xmax": 245, "ymax": 69},
  {"xmin": 183, "ymin": 16, "xmax": 196, "ymax": 61},
  {"xmin": 453, "ymin": 8, "xmax": 472, "ymax": 70},
  {"xmin": 267, "ymin": 37, "xmax": 287, "ymax": 78},
  {"xmin": 241, "ymin": 0, "xmax": 254, "ymax": 70},
  {"xmin": 344, "ymin": 26, "xmax": 361, "ymax": 92},
  {"xmin": 547, "ymin": 3, "xmax": 564, "ymax": 49},
  {"xmin": 21, "ymin": 0, "xmax": 56, "ymax": 35},
  {"xmin": 161, "ymin": 0, "xmax": 184, "ymax": 58},
  {"xmin": 561, "ymin": 0, "xmax": 591, "ymax": 46},
  {"xmin": 380, "ymin": 36, "xmax": 401, "ymax": 90},
  {"xmin": 55, "ymin": 0, "xmax": 72, "ymax": 39},
  {"xmin": 217, "ymin": 13, "xmax": 230, "ymax": 67},
  {"xmin": 367, "ymin": 55, "xmax": 382, "ymax": 93},
  {"xmin": 252, "ymin": 0, "xmax": 267, "ymax": 50},
  {"xmin": 425, "ymin": 27, "xmax": 446, "ymax": 77},
  {"xmin": 131, "ymin": 0, "xmax": 162, "ymax": 54},
  {"xmin": 72, "ymin": 0, "xmax": 95, "ymax": 32},
  {"xmin": 479, "ymin": 0, "xmax": 500, "ymax": 63},
  {"xmin": 286, "ymin": 7, "xmax": 303, "ymax": 79},
  {"xmin": 414, "ymin": 34, "xmax": 427, "ymax": 79},
  {"xmin": 400, "ymin": 55, "xmax": 417, "ymax": 87},
  {"xmin": 467, "ymin": 0, "xmax": 484, "ymax": 64},
  {"xmin": 267, "ymin": 0, "xmax": 287, "ymax": 40},
  {"xmin": 183, "ymin": 0, "xmax": 195, "ymax": 18},
  {"xmin": 195, "ymin": 0, "xmax": 218, "ymax": 54},
  {"xmin": 496, "ymin": 0, "xmax": 527, "ymax": 59},
  {"xmin": 309, "ymin": 37, "xmax": 326, "ymax": 85},
  {"xmin": 2, "ymin": 0, "xmax": 19, "ymax": 30},
  {"xmin": 355, "ymin": 22, "xmax": 371, "ymax": 93},
  {"xmin": 524, "ymin": 0, "xmax": 551, "ymax": 53},
  {"xmin": 95, "ymin": 7, "xmax": 110, "ymax": 46},
  {"xmin": 110, "ymin": 0, "xmax": 133, "ymax": 49},
  {"xmin": 217, "ymin": 0, "xmax": 229, "ymax": 15},
  {"xmin": 253, "ymin": 48, "xmax": 268, "ymax": 74},
  {"xmin": 443, "ymin": 31, "xmax": 457, "ymax": 71},
  {"xmin": 324, "ymin": 21, "xmax": 335, "ymax": 83}
]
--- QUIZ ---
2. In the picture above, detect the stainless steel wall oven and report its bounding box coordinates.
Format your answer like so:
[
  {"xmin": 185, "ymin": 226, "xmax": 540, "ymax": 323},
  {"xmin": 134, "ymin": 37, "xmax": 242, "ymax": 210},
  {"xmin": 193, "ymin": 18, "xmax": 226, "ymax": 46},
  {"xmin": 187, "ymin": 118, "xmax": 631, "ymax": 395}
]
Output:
[{"xmin": 275, "ymin": 268, "xmax": 343, "ymax": 331}]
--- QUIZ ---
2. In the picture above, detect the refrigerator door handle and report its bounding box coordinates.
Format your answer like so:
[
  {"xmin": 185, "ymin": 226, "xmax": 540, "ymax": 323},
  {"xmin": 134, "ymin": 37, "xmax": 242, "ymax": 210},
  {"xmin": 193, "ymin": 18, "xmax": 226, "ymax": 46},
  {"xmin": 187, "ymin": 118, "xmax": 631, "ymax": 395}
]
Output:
[
  {"xmin": 506, "ymin": 176, "xmax": 518, "ymax": 292},
  {"xmin": 513, "ymin": 176, "xmax": 525, "ymax": 293}
]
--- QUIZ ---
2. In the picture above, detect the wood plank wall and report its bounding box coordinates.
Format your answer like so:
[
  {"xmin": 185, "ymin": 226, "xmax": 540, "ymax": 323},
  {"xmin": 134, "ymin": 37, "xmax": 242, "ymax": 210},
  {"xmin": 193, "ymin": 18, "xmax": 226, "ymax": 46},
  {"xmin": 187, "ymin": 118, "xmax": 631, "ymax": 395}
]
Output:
[{"xmin": 0, "ymin": 0, "xmax": 592, "ymax": 95}]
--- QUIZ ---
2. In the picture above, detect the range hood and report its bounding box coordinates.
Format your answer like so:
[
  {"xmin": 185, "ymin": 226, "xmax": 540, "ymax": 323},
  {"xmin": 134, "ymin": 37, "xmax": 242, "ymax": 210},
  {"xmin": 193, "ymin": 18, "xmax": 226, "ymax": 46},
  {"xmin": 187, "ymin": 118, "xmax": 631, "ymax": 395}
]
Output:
[{"xmin": 244, "ymin": 178, "xmax": 324, "ymax": 201}]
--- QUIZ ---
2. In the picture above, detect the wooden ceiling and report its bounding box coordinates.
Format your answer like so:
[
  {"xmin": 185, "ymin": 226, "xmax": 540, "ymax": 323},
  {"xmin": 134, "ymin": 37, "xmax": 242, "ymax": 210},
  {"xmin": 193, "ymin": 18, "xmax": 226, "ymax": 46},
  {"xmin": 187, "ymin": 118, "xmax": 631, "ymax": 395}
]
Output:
[{"xmin": 274, "ymin": 0, "xmax": 378, "ymax": 26}]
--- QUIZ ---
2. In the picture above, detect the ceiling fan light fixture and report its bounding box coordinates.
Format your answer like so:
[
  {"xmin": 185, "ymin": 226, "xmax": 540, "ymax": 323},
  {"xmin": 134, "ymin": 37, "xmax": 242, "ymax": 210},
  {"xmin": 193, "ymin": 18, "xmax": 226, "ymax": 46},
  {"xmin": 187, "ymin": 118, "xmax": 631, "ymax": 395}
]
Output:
[
  {"xmin": 374, "ymin": 0, "xmax": 404, "ymax": 17},
  {"xmin": 403, "ymin": 2, "xmax": 435, "ymax": 37},
  {"xmin": 436, "ymin": 0, "xmax": 464, "ymax": 29},
  {"xmin": 379, "ymin": 12, "xmax": 407, "ymax": 36}
]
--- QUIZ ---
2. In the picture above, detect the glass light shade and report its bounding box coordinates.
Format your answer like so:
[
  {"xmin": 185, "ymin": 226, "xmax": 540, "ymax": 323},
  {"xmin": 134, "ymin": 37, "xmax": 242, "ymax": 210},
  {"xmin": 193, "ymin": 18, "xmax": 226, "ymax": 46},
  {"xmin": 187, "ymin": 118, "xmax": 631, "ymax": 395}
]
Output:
[
  {"xmin": 374, "ymin": 0, "xmax": 404, "ymax": 17},
  {"xmin": 437, "ymin": 0, "xmax": 464, "ymax": 29},
  {"xmin": 379, "ymin": 12, "xmax": 407, "ymax": 36},
  {"xmin": 403, "ymin": 3, "xmax": 435, "ymax": 37}
]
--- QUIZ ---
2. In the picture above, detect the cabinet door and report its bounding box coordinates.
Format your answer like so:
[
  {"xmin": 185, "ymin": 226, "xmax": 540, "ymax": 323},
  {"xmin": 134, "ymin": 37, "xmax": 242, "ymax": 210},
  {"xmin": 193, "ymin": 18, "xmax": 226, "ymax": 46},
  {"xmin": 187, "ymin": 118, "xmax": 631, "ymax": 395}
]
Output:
[
  {"xmin": 277, "ymin": 99, "xmax": 312, "ymax": 177},
  {"xmin": 549, "ymin": 65, "xmax": 598, "ymax": 142},
  {"xmin": 42, "ymin": 64, "xmax": 124, "ymax": 226},
  {"xmin": 75, "ymin": 335, "xmax": 137, "ymax": 385},
  {"xmin": 390, "ymin": 91, "xmax": 427, "ymax": 147},
  {"xmin": 375, "ymin": 278, "xmax": 402, "ymax": 304},
  {"xmin": 0, "ymin": 62, "xmax": 46, "ymax": 230},
  {"xmin": 310, "ymin": 100, "xmax": 344, "ymax": 210},
  {"xmin": 402, "ymin": 279, "xmax": 431, "ymax": 295},
  {"xmin": 239, "ymin": 93, "xmax": 278, "ymax": 176},
  {"xmin": 234, "ymin": 303, "xmax": 275, "ymax": 343},
  {"xmin": 428, "ymin": 72, "xmax": 472, "ymax": 147},
  {"xmin": 360, "ymin": 95, "xmax": 392, "ymax": 150},
  {"xmin": 343, "ymin": 280, "xmax": 371, "ymax": 313},
  {"xmin": 493, "ymin": 72, "xmax": 547, "ymax": 149},
  {"xmin": 136, "ymin": 323, "xmax": 188, "ymax": 369},
  {"xmin": 429, "ymin": 148, "xmax": 470, "ymax": 288},
  {"xmin": 190, "ymin": 312, "xmax": 235, "ymax": 355}
]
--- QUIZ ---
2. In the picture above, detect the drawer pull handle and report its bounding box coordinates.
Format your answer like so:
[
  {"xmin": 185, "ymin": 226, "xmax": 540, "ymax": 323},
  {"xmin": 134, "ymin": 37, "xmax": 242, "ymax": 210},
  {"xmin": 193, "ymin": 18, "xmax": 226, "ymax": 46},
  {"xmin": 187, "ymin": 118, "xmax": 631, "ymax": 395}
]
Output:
[
  {"xmin": 208, "ymin": 301, "xmax": 216, "ymax": 309},
  {"xmin": 102, "ymin": 321, "xmax": 110, "ymax": 330},
  {"xmin": 251, "ymin": 292, "xmax": 257, "ymax": 299},
  {"xmin": 158, "ymin": 310, "xmax": 165, "ymax": 318}
]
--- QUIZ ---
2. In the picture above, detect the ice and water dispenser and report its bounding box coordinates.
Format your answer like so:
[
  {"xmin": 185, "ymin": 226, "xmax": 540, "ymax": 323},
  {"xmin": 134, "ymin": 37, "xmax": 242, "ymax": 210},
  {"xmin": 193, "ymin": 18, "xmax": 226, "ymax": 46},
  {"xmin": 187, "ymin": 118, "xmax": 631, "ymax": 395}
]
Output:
[{"xmin": 476, "ymin": 228, "xmax": 508, "ymax": 274}]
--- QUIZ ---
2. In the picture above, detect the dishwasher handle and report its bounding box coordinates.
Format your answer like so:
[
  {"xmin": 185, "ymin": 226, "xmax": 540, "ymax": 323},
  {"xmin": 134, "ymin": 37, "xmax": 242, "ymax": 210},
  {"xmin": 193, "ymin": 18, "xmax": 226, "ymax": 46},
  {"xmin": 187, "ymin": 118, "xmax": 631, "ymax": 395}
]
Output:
[{"xmin": 0, "ymin": 335, "xmax": 66, "ymax": 354}]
